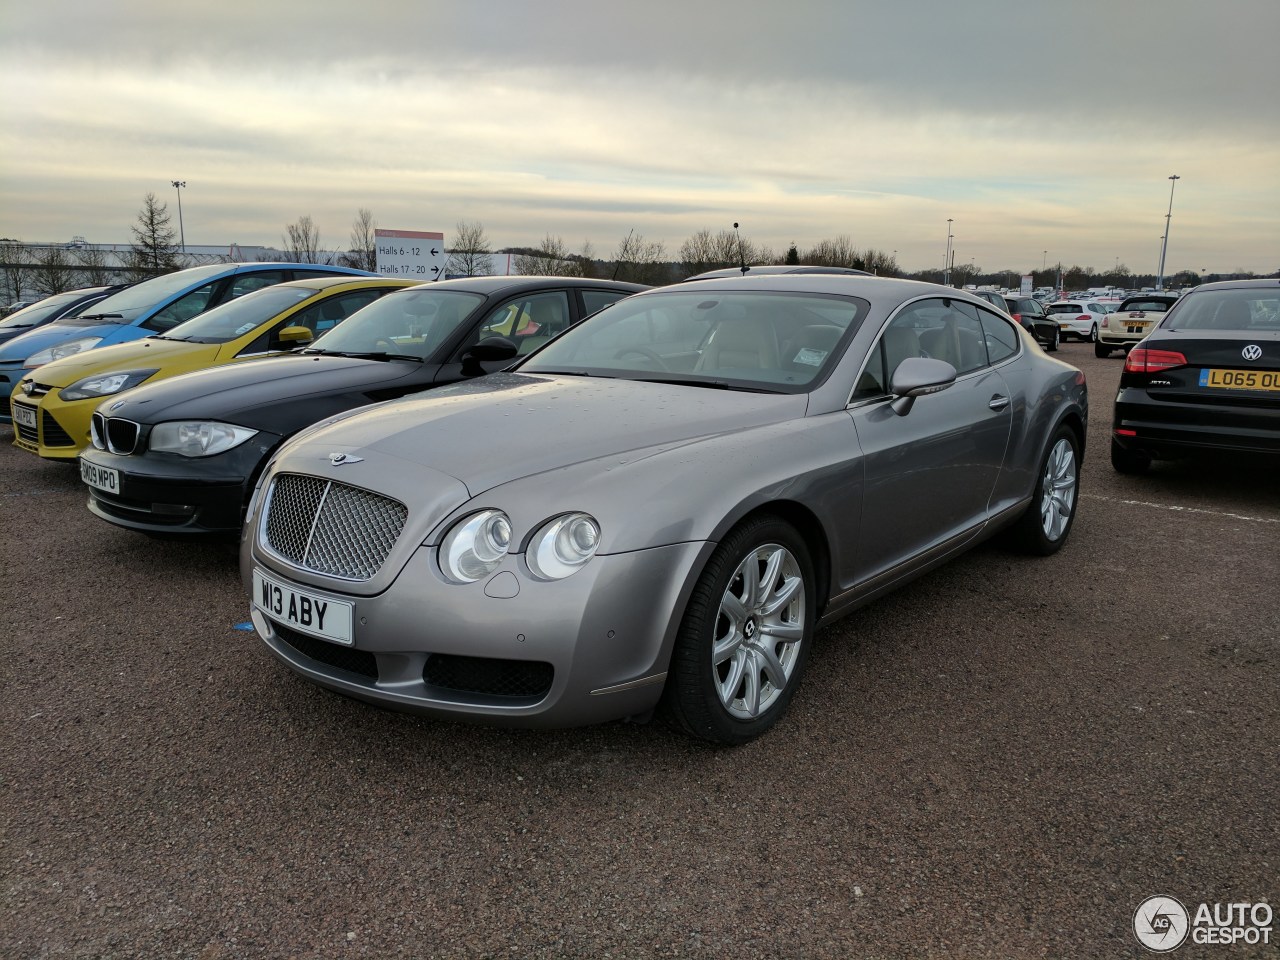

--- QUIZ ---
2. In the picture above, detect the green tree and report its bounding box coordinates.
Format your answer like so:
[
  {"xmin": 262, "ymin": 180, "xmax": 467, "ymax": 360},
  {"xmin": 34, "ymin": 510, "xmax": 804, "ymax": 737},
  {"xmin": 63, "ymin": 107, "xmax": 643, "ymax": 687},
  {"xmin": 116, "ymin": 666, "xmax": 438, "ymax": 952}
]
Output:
[
  {"xmin": 128, "ymin": 192, "xmax": 181, "ymax": 279},
  {"xmin": 784, "ymin": 244, "xmax": 800, "ymax": 265}
]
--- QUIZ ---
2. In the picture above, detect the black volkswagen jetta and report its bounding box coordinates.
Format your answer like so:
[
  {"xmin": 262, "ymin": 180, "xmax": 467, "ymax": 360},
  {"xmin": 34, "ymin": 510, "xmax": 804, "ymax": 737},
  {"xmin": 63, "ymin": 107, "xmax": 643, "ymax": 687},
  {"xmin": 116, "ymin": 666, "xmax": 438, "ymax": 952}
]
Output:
[
  {"xmin": 78, "ymin": 276, "xmax": 646, "ymax": 536},
  {"xmin": 1111, "ymin": 279, "xmax": 1280, "ymax": 473}
]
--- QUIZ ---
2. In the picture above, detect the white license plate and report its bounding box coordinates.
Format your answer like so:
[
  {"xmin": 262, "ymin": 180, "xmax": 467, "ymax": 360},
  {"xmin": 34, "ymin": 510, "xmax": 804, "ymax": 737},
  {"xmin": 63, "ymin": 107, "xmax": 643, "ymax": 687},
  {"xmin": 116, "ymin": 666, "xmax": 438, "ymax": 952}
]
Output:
[
  {"xmin": 80, "ymin": 459, "xmax": 120, "ymax": 494},
  {"xmin": 12, "ymin": 403, "xmax": 36, "ymax": 428},
  {"xmin": 253, "ymin": 568, "xmax": 354, "ymax": 646}
]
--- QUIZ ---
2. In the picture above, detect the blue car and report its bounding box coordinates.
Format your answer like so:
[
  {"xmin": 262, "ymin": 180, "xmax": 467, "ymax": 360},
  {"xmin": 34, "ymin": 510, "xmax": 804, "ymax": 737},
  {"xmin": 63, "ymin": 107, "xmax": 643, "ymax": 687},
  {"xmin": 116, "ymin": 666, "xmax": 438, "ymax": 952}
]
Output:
[
  {"xmin": 0, "ymin": 284, "xmax": 128, "ymax": 348},
  {"xmin": 1, "ymin": 262, "xmax": 374, "ymax": 424}
]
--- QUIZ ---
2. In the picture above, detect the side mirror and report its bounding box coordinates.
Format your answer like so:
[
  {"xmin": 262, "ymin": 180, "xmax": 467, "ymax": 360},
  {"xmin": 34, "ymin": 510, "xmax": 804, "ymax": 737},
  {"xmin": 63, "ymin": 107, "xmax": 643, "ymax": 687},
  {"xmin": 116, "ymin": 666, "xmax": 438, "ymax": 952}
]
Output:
[
  {"xmin": 461, "ymin": 336, "xmax": 518, "ymax": 375},
  {"xmin": 276, "ymin": 325, "xmax": 313, "ymax": 344},
  {"xmin": 889, "ymin": 357, "xmax": 957, "ymax": 416}
]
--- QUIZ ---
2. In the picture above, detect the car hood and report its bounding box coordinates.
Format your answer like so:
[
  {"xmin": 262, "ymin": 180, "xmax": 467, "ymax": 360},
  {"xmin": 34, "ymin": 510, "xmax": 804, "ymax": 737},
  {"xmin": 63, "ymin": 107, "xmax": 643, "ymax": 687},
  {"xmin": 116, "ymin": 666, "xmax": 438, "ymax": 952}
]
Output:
[
  {"xmin": 277, "ymin": 372, "xmax": 808, "ymax": 497},
  {"xmin": 29, "ymin": 337, "xmax": 213, "ymax": 387},
  {"xmin": 0, "ymin": 320, "xmax": 129, "ymax": 362},
  {"xmin": 100, "ymin": 353, "xmax": 423, "ymax": 425}
]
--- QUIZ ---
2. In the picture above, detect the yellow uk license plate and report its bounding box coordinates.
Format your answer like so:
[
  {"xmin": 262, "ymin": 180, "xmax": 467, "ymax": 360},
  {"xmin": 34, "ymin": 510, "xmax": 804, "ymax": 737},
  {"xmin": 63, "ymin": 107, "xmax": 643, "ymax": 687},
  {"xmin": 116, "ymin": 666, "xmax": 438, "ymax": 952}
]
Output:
[{"xmin": 1199, "ymin": 368, "xmax": 1280, "ymax": 391}]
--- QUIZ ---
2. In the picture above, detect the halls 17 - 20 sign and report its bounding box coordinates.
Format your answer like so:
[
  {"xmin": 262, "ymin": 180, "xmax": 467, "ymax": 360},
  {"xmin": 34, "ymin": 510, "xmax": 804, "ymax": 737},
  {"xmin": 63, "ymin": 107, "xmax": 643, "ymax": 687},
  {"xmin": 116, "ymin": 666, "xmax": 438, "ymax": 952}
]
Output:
[{"xmin": 375, "ymin": 229, "xmax": 445, "ymax": 279}]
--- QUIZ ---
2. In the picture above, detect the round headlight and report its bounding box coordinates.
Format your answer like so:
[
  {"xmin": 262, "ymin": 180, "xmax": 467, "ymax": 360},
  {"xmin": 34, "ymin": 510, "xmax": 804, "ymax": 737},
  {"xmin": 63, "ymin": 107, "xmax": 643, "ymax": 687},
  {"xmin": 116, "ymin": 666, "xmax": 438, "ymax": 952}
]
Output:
[
  {"xmin": 440, "ymin": 509, "xmax": 512, "ymax": 583},
  {"xmin": 527, "ymin": 512, "xmax": 600, "ymax": 580}
]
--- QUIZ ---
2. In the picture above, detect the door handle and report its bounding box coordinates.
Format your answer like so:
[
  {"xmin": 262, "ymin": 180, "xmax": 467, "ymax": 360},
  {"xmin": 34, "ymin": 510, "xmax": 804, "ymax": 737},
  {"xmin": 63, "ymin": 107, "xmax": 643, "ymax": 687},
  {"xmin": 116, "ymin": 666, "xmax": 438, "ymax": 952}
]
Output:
[{"xmin": 988, "ymin": 394, "xmax": 1010, "ymax": 411}]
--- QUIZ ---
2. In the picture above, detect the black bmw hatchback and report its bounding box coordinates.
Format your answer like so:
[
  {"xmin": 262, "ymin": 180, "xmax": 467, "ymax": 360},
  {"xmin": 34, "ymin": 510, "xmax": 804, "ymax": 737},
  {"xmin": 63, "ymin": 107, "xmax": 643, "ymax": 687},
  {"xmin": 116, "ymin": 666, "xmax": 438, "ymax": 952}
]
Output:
[
  {"xmin": 1111, "ymin": 279, "xmax": 1280, "ymax": 473},
  {"xmin": 79, "ymin": 276, "xmax": 646, "ymax": 536}
]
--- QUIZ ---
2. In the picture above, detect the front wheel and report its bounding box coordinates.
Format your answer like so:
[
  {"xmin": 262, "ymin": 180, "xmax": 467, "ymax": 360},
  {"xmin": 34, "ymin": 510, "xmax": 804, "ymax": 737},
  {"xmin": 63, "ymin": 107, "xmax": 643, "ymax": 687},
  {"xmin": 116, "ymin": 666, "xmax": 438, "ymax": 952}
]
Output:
[
  {"xmin": 1007, "ymin": 425, "xmax": 1080, "ymax": 555},
  {"xmin": 663, "ymin": 515, "xmax": 815, "ymax": 745}
]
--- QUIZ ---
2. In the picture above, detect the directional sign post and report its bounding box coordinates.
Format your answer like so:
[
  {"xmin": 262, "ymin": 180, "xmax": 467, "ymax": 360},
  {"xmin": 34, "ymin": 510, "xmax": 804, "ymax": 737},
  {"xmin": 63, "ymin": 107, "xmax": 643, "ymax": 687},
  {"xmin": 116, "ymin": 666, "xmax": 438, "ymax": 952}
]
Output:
[{"xmin": 375, "ymin": 229, "xmax": 446, "ymax": 281}]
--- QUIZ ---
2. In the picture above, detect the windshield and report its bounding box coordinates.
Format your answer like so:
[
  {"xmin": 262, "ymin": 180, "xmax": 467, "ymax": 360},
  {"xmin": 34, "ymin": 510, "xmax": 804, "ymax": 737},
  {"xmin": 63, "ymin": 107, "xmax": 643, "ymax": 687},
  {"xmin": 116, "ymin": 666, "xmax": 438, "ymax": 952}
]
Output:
[
  {"xmin": 64, "ymin": 264, "xmax": 229, "ymax": 323},
  {"xmin": 1167, "ymin": 290, "xmax": 1280, "ymax": 331},
  {"xmin": 159, "ymin": 284, "xmax": 317, "ymax": 343},
  {"xmin": 1048, "ymin": 304, "xmax": 1086, "ymax": 315},
  {"xmin": 0, "ymin": 290, "xmax": 98, "ymax": 329},
  {"xmin": 519, "ymin": 290, "xmax": 867, "ymax": 392},
  {"xmin": 307, "ymin": 287, "xmax": 485, "ymax": 359}
]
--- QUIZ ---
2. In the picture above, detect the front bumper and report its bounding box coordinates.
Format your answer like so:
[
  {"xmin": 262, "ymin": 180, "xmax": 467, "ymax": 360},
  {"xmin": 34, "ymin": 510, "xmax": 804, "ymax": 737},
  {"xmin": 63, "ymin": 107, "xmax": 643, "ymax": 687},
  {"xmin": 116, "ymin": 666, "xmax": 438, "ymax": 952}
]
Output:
[
  {"xmin": 81, "ymin": 439, "xmax": 277, "ymax": 536},
  {"xmin": 10, "ymin": 392, "xmax": 92, "ymax": 459},
  {"xmin": 244, "ymin": 538, "xmax": 711, "ymax": 729}
]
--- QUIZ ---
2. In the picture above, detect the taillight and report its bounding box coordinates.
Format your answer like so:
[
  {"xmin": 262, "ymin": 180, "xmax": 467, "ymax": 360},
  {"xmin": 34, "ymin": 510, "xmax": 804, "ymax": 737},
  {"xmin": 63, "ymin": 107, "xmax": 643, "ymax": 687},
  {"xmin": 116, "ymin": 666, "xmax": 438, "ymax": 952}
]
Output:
[
  {"xmin": 1011, "ymin": 313, "xmax": 1023, "ymax": 322},
  {"xmin": 1125, "ymin": 347, "xmax": 1187, "ymax": 374},
  {"xmin": 1076, "ymin": 314, "xmax": 1090, "ymax": 322}
]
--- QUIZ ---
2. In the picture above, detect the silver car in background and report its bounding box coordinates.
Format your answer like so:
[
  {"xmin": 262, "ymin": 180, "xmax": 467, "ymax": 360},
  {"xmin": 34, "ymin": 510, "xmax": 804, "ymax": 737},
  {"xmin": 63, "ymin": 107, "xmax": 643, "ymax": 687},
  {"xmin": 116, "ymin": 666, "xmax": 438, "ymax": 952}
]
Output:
[{"xmin": 242, "ymin": 276, "xmax": 1088, "ymax": 744}]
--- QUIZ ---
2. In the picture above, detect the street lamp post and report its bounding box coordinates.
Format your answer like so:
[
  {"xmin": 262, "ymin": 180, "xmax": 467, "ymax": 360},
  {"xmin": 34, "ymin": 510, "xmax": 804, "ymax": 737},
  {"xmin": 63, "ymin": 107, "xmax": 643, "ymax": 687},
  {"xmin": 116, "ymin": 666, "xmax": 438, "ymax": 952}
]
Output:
[
  {"xmin": 1155, "ymin": 174, "xmax": 1180, "ymax": 291},
  {"xmin": 944, "ymin": 219, "xmax": 953, "ymax": 285},
  {"xmin": 171, "ymin": 180, "xmax": 187, "ymax": 253}
]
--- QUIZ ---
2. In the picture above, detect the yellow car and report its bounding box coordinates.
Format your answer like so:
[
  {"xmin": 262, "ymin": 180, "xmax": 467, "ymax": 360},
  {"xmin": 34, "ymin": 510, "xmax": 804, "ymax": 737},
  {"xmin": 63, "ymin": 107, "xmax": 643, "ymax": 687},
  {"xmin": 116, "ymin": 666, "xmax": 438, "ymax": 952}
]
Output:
[{"xmin": 11, "ymin": 276, "xmax": 420, "ymax": 460}]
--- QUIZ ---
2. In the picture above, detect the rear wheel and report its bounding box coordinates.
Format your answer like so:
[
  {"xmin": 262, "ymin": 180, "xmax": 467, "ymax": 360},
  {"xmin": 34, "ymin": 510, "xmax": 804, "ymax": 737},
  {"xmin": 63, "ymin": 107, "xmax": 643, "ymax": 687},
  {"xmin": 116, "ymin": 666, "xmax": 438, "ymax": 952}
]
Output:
[
  {"xmin": 1048, "ymin": 326, "xmax": 1059, "ymax": 352},
  {"xmin": 663, "ymin": 515, "xmax": 814, "ymax": 745},
  {"xmin": 1088, "ymin": 323, "xmax": 1098, "ymax": 342},
  {"xmin": 1094, "ymin": 340, "xmax": 1111, "ymax": 358},
  {"xmin": 1008, "ymin": 425, "xmax": 1079, "ymax": 555},
  {"xmin": 1110, "ymin": 437, "xmax": 1152, "ymax": 475}
]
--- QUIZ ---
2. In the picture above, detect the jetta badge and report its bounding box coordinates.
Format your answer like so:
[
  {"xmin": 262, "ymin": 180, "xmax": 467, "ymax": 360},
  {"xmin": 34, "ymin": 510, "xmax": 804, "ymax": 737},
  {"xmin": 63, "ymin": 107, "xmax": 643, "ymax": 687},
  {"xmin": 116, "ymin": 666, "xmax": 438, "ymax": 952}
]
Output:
[
  {"xmin": 329, "ymin": 453, "xmax": 364, "ymax": 465},
  {"xmin": 1242, "ymin": 344, "xmax": 1262, "ymax": 361}
]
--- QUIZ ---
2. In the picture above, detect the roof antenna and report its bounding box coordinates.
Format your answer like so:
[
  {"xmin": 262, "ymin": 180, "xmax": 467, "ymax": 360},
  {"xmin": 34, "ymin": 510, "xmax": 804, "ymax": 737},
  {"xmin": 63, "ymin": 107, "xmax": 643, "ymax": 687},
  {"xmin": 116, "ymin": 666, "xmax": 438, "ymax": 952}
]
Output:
[{"xmin": 734, "ymin": 222, "xmax": 748, "ymax": 275}]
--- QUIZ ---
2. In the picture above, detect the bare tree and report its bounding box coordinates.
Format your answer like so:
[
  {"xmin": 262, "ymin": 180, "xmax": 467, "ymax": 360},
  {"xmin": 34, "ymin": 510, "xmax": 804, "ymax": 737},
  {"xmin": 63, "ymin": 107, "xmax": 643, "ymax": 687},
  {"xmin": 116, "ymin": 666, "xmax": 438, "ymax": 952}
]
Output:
[
  {"xmin": 446, "ymin": 221, "xmax": 493, "ymax": 277},
  {"xmin": 340, "ymin": 208, "xmax": 378, "ymax": 271},
  {"xmin": 33, "ymin": 245, "xmax": 78, "ymax": 294},
  {"xmin": 610, "ymin": 231, "xmax": 669, "ymax": 285},
  {"xmin": 804, "ymin": 235, "xmax": 864, "ymax": 269},
  {"xmin": 128, "ymin": 192, "xmax": 181, "ymax": 279},
  {"xmin": 513, "ymin": 234, "xmax": 582, "ymax": 276},
  {"xmin": 283, "ymin": 215, "xmax": 323, "ymax": 263},
  {"xmin": 0, "ymin": 240, "xmax": 32, "ymax": 305},
  {"xmin": 677, "ymin": 227, "xmax": 773, "ymax": 278},
  {"xmin": 74, "ymin": 244, "xmax": 113, "ymax": 286}
]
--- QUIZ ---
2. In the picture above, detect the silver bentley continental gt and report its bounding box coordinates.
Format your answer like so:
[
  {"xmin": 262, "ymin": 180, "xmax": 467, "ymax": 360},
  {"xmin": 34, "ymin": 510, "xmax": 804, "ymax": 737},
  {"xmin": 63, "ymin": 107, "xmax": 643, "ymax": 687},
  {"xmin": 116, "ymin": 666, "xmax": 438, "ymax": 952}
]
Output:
[{"xmin": 242, "ymin": 276, "xmax": 1087, "ymax": 744}]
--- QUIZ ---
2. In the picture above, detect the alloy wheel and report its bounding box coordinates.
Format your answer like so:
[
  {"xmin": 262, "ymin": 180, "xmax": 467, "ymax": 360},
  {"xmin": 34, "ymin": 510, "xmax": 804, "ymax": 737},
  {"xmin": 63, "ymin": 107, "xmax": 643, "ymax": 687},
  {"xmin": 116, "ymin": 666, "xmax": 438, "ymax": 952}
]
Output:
[{"xmin": 1040, "ymin": 438, "xmax": 1077, "ymax": 541}]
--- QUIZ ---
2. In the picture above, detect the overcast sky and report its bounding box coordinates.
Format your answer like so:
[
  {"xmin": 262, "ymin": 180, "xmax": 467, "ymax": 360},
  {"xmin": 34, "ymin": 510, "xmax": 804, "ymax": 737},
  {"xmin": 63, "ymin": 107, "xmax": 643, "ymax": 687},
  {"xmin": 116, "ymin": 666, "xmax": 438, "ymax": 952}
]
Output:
[{"xmin": 2, "ymin": 0, "xmax": 1277, "ymax": 276}]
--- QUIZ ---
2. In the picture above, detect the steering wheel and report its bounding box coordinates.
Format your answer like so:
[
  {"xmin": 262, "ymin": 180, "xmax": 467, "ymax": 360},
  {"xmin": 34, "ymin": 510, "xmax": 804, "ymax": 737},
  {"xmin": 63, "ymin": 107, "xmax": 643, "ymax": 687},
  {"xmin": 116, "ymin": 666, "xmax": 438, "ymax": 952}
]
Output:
[{"xmin": 614, "ymin": 347, "xmax": 671, "ymax": 371}]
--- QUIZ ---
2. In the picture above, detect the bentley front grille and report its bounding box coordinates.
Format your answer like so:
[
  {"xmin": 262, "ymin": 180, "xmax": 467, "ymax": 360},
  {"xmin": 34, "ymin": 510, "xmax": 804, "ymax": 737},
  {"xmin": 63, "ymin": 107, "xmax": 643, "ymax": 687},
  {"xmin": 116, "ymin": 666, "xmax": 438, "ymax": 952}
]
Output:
[{"xmin": 263, "ymin": 473, "xmax": 407, "ymax": 581}]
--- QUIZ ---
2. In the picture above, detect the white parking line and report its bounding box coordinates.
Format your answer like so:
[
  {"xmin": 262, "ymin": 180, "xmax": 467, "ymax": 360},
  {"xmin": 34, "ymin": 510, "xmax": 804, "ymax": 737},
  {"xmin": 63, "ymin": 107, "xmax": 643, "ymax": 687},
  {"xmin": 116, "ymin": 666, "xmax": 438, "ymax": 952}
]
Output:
[{"xmin": 1082, "ymin": 493, "xmax": 1280, "ymax": 525}]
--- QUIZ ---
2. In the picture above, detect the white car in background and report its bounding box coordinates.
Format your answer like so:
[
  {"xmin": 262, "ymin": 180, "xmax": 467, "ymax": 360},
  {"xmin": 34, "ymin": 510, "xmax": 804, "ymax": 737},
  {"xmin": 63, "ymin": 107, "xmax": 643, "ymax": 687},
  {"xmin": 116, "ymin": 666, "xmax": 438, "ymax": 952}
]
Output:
[
  {"xmin": 1096, "ymin": 293, "xmax": 1180, "ymax": 357},
  {"xmin": 1046, "ymin": 300, "xmax": 1110, "ymax": 342}
]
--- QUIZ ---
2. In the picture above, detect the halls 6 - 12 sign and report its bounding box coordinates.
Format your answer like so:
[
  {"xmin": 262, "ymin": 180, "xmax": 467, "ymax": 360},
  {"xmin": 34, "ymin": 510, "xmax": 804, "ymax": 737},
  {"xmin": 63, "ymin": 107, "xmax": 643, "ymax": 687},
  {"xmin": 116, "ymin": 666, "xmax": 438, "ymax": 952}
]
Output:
[{"xmin": 375, "ymin": 229, "xmax": 445, "ymax": 280}]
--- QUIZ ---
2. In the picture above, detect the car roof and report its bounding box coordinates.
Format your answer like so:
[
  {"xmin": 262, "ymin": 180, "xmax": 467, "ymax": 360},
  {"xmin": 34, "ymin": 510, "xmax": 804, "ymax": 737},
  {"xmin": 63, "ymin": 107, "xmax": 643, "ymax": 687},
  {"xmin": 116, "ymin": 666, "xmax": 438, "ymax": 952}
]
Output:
[
  {"xmin": 684, "ymin": 265, "xmax": 873, "ymax": 281},
  {"xmin": 1190, "ymin": 279, "xmax": 1280, "ymax": 292},
  {"xmin": 421, "ymin": 276, "xmax": 649, "ymax": 294},
  {"xmin": 272, "ymin": 276, "xmax": 420, "ymax": 293}
]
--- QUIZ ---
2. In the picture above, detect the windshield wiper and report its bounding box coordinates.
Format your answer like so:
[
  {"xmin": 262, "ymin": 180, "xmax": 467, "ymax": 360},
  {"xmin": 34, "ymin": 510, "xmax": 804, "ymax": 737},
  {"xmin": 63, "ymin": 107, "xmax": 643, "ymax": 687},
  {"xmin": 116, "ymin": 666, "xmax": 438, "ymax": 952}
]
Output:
[
  {"xmin": 73, "ymin": 313, "xmax": 125, "ymax": 321},
  {"xmin": 635, "ymin": 376, "xmax": 783, "ymax": 394},
  {"xmin": 524, "ymin": 369, "xmax": 611, "ymax": 378},
  {"xmin": 306, "ymin": 349, "xmax": 424, "ymax": 362}
]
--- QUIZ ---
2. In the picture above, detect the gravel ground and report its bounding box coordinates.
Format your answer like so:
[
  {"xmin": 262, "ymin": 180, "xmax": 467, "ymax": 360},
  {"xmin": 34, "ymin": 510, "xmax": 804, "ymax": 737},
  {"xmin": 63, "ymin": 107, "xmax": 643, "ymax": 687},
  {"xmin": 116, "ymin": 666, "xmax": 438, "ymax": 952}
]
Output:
[{"xmin": 2, "ymin": 344, "xmax": 1276, "ymax": 959}]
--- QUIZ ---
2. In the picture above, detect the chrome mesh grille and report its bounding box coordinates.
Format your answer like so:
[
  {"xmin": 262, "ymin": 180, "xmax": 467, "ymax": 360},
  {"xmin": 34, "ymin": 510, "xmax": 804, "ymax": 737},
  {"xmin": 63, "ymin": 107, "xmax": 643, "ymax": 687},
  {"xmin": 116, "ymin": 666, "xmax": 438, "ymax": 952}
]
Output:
[{"xmin": 264, "ymin": 473, "xmax": 407, "ymax": 581}]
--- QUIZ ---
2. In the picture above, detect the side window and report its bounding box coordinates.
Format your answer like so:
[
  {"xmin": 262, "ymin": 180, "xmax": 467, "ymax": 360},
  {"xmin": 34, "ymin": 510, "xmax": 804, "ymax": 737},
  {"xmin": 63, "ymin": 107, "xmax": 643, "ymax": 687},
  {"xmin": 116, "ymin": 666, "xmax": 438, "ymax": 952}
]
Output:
[
  {"xmin": 467, "ymin": 291, "xmax": 572, "ymax": 356},
  {"xmin": 580, "ymin": 289, "xmax": 628, "ymax": 319},
  {"xmin": 948, "ymin": 301, "xmax": 994, "ymax": 374},
  {"xmin": 140, "ymin": 281, "xmax": 220, "ymax": 332},
  {"xmin": 227, "ymin": 271, "xmax": 287, "ymax": 299},
  {"xmin": 975, "ymin": 306, "xmax": 1019, "ymax": 363},
  {"xmin": 236, "ymin": 290, "xmax": 384, "ymax": 356},
  {"xmin": 851, "ymin": 338, "xmax": 888, "ymax": 401}
]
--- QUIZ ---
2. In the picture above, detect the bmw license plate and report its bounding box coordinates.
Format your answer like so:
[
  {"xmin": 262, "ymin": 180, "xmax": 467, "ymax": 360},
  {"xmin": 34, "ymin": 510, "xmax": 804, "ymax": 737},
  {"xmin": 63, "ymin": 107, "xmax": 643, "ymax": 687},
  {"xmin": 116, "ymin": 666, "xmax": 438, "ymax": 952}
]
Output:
[
  {"xmin": 80, "ymin": 459, "xmax": 120, "ymax": 494},
  {"xmin": 253, "ymin": 568, "xmax": 354, "ymax": 645},
  {"xmin": 12, "ymin": 403, "xmax": 36, "ymax": 428},
  {"xmin": 1199, "ymin": 368, "xmax": 1280, "ymax": 392}
]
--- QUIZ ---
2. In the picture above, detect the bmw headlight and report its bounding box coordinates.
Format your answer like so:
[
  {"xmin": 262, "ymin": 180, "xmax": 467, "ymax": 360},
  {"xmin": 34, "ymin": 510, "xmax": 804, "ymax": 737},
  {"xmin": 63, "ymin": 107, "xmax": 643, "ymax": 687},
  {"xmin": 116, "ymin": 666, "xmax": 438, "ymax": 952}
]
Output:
[
  {"xmin": 61, "ymin": 369, "xmax": 158, "ymax": 401},
  {"xmin": 26, "ymin": 337, "xmax": 104, "ymax": 367},
  {"xmin": 149, "ymin": 421, "xmax": 258, "ymax": 458},
  {"xmin": 527, "ymin": 512, "xmax": 600, "ymax": 580},
  {"xmin": 440, "ymin": 509, "xmax": 512, "ymax": 583}
]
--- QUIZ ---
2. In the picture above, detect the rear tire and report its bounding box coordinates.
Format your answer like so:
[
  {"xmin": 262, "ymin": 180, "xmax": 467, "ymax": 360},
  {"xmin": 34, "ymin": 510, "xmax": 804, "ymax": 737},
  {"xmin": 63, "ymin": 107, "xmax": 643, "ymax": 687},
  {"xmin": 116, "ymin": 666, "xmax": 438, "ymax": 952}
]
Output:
[
  {"xmin": 1088, "ymin": 323, "xmax": 1098, "ymax": 342},
  {"xmin": 662, "ymin": 515, "xmax": 815, "ymax": 745},
  {"xmin": 1046, "ymin": 326, "xmax": 1059, "ymax": 352},
  {"xmin": 1094, "ymin": 340, "xmax": 1111, "ymax": 358},
  {"xmin": 1008, "ymin": 425, "xmax": 1079, "ymax": 556},
  {"xmin": 1110, "ymin": 438, "xmax": 1152, "ymax": 475}
]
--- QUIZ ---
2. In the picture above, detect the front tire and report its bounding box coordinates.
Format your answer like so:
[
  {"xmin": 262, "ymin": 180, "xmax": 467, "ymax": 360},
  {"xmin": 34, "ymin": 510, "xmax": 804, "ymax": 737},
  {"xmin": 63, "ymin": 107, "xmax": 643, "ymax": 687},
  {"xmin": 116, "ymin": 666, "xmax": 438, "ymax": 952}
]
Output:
[
  {"xmin": 1008, "ymin": 425, "xmax": 1079, "ymax": 555},
  {"xmin": 663, "ymin": 515, "xmax": 815, "ymax": 745}
]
